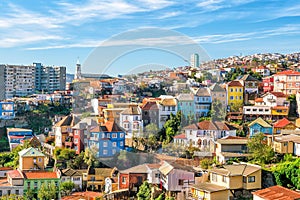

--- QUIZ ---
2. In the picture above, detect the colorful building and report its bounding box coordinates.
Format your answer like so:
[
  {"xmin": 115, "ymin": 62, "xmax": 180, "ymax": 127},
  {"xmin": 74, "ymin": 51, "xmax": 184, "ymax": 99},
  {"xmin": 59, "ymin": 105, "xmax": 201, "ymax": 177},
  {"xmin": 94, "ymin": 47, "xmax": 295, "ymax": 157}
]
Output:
[
  {"xmin": 176, "ymin": 93, "xmax": 195, "ymax": 120},
  {"xmin": 227, "ymin": 81, "xmax": 244, "ymax": 111},
  {"xmin": 18, "ymin": 147, "xmax": 45, "ymax": 171},
  {"xmin": 6, "ymin": 128, "xmax": 33, "ymax": 150},
  {"xmin": 89, "ymin": 121, "xmax": 125, "ymax": 157},
  {"xmin": 194, "ymin": 87, "xmax": 212, "ymax": 118},
  {"xmin": 248, "ymin": 118, "xmax": 273, "ymax": 137},
  {"xmin": 273, "ymin": 70, "xmax": 300, "ymax": 95},
  {"xmin": 0, "ymin": 102, "xmax": 14, "ymax": 119}
]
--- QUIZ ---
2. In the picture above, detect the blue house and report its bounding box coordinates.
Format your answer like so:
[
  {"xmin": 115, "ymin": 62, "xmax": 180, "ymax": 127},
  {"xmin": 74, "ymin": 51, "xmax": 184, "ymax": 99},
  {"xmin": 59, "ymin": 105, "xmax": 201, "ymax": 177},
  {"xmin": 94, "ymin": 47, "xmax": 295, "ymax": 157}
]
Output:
[
  {"xmin": 89, "ymin": 121, "xmax": 125, "ymax": 157},
  {"xmin": 6, "ymin": 128, "xmax": 33, "ymax": 150},
  {"xmin": 194, "ymin": 87, "xmax": 212, "ymax": 118},
  {"xmin": 0, "ymin": 102, "xmax": 15, "ymax": 119},
  {"xmin": 248, "ymin": 117, "xmax": 273, "ymax": 137}
]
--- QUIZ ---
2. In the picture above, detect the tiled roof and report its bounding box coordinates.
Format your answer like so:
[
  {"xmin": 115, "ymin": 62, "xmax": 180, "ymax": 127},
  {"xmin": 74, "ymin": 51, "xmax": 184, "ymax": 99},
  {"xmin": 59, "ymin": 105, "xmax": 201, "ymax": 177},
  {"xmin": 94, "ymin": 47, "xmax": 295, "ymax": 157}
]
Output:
[
  {"xmin": 252, "ymin": 185, "xmax": 300, "ymax": 200},
  {"xmin": 90, "ymin": 121, "xmax": 124, "ymax": 133},
  {"xmin": 7, "ymin": 170, "xmax": 23, "ymax": 179},
  {"xmin": 191, "ymin": 182, "xmax": 228, "ymax": 193},
  {"xmin": 197, "ymin": 121, "xmax": 218, "ymax": 130},
  {"xmin": 270, "ymin": 92, "xmax": 286, "ymax": 98},
  {"xmin": 214, "ymin": 121, "xmax": 230, "ymax": 131},
  {"xmin": 93, "ymin": 168, "xmax": 116, "ymax": 177},
  {"xmin": 275, "ymin": 70, "xmax": 300, "ymax": 76},
  {"xmin": 273, "ymin": 118, "xmax": 294, "ymax": 128},
  {"xmin": 228, "ymin": 81, "xmax": 243, "ymax": 87},
  {"xmin": 146, "ymin": 163, "xmax": 161, "ymax": 169},
  {"xmin": 141, "ymin": 101, "xmax": 158, "ymax": 110},
  {"xmin": 174, "ymin": 133, "xmax": 187, "ymax": 139},
  {"xmin": 248, "ymin": 117, "xmax": 272, "ymax": 128},
  {"xmin": 239, "ymin": 74, "xmax": 259, "ymax": 81},
  {"xmin": 0, "ymin": 167, "xmax": 13, "ymax": 171},
  {"xmin": 159, "ymin": 161, "xmax": 195, "ymax": 175},
  {"xmin": 183, "ymin": 124, "xmax": 198, "ymax": 130},
  {"xmin": 55, "ymin": 114, "xmax": 80, "ymax": 127},
  {"xmin": 176, "ymin": 93, "xmax": 194, "ymax": 101},
  {"xmin": 195, "ymin": 87, "xmax": 211, "ymax": 97},
  {"xmin": 216, "ymin": 136, "xmax": 248, "ymax": 145},
  {"xmin": 255, "ymin": 98, "xmax": 264, "ymax": 102},
  {"xmin": 72, "ymin": 117, "xmax": 98, "ymax": 129},
  {"xmin": 24, "ymin": 171, "xmax": 59, "ymax": 179},
  {"xmin": 18, "ymin": 147, "xmax": 45, "ymax": 157}
]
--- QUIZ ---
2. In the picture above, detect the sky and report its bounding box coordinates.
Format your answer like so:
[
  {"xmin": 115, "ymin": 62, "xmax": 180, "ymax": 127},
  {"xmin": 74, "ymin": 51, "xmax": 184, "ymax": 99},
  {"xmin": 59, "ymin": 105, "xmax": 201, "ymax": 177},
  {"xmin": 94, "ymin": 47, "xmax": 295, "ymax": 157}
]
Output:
[{"xmin": 0, "ymin": 0, "xmax": 299, "ymax": 76}]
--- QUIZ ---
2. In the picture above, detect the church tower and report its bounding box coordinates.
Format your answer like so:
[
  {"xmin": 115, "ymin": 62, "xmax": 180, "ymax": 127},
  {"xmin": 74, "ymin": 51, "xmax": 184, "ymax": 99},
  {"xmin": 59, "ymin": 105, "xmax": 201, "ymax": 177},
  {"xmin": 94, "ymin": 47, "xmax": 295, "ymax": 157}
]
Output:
[{"xmin": 74, "ymin": 58, "xmax": 82, "ymax": 80}]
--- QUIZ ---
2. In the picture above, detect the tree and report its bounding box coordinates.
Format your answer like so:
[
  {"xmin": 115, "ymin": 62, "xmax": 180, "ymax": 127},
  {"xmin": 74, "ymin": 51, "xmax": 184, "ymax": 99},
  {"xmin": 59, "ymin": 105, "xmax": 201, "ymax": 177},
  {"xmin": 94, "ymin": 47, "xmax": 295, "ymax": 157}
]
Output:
[
  {"xmin": 210, "ymin": 100, "xmax": 226, "ymax": 121},
  {"xmin": 163, "ymin": 112, "xmax": 182, "ymax": 143},
  {"xmin": 247, "ymin": 132, "xmax": 275, "ymax": 164},
  {"xmin": 84, "ymin": 147, "xmax": 97, "ymax": 171},
  {"xmin": 24, "ymin": 189, "xmax": 35, "ymax": 200},
  {"xmin": 137, "ymin": 181, "xmax": 151, "ymax": 200},
  {"xmin": 38, "ymin": 181, "xmax": 57, "ymax": 200},
  {"xmin": 144, "ymin": 123, "xmax": 159, "ymax": 137},
  {"xmin": 60, "ymin": 181, "xmax": 75, "ymax": 196}
]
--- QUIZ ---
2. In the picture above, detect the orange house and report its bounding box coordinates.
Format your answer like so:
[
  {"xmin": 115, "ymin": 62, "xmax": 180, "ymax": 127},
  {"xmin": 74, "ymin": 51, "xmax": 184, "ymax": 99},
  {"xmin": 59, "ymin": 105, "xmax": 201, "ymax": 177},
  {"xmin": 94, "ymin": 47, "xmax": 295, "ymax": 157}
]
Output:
[{"xmin": 18, "ymin": 147, "xmax": 45, "ymax": 171}]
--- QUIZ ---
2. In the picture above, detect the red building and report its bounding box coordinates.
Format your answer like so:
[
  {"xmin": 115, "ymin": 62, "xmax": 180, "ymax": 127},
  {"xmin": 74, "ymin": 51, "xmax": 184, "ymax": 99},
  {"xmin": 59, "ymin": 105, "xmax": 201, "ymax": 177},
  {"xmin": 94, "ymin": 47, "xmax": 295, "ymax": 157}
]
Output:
[{"xmin": 262, "ymin": 76, "xmax": 274, "ymax": 93}]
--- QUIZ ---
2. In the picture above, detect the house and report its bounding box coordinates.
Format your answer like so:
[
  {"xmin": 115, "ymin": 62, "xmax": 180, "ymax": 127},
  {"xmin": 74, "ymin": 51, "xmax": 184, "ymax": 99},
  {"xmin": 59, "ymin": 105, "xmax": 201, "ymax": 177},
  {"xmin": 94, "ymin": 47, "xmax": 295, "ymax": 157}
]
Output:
[
  {"xmin": 227, "ymin": 81, "xmax": 244, "ymax": 111},
  {"xmin": 18, "ymin": 147, "xmax": 45, "ymax": 171},
  {"xmin": 173, "ymin": 133, "xmax": 187, "ymax": 146},
  {"xmin": 72, "ymin": 117, "xmax": 99, "ymax": 154},
  {"xmin": 54, "ymin": 114, "xmax": 80, "ymax": 148},
  {"xmin": 157, "ymin": 95, "xmax": 177, "ymax": 128},
  {"xmin": 0, "ymin": 102, "xmax": 15, "ymax": 119},
  {"xmin": 251, "ymin": 66, "xmax": 270, "ymax": 77},
  {"xmin": 209, "ymin": 83, "xmax": 227, "ymax": 109},
  {"xmin": 262, "ymin": 76, "xmax": 274, "ymax": 93},
  {"xmin": 190, "ymin": 182, "xmax": 230, "ymax": 200},
  {"xmin": 0, "ymin": 169, "xmax": 24, "ymax": 196},
  {"xmin": 238, "ymin": 74, "xmax": 259, "ymax": 94},
  {"xmin": 23, "ymin": 171, "xmax": 60, "ymax": 199},
  {"xmin": 176, "ymin": 93, "xmax": 195, "ymax": 120},
  {"xmin": 119, "ymin": 105, "xmax": 143, "ymax": 138},
  {"xmin": 273, "ymin": 118, "xmax": 296, "ymax": 134},
  {"xmin": 215, "ymin": 136, "xmax": 249, "ymax": 164},
  {"xmin": 0, "ymin": 167, "xmax": 13, "ymax": 178},
  {"xmin": 248, "ymin": 118, "xmax": 273, "ymax": 137},
  {"xmin": 194, "ymin": 87, "xmax": 212, "ymax": 118},
  {"xmin": 141, "ymin": 101, "xmax": 159, "ymax": 128},
  {"xmin": 85, "ymin": 167, "xmax": 118, "ymax": 192},
  {"xmin": 267, "ymin": 134, "xmax": 300, "ymax": 155},
  {"xmin": 60, "ymin": 168, "xmax": 85, "ymax": 191},
  {"xmin": 183, "ymin": 121, "xmax": 236, "ymax": 151},
  {"xmin": 209, "ymin": 163, "xmax": 261, "ymax": 193},
  {"xmin": 159, "ymin": 161, "xmax": 195, "ymax": 196},
  {"xmin": 273, "ymin": 70, "xmax": 300, "ymax": 95},
  {"xmin": 252, "ymin": 185, "xmax": 300, "ymax": 200},
  {"xmin": 243, "ymin": 105, "xmax": 272, "ymax": 121},
  {"xmin": 6, "ymin": 128, "xmax": 33, "ymax": 150},
  {"xmin": 261, "ymin": 92, "xmax": 288, "ymax": 107},
  {"xmin": 88, "ymin": 121, "xmax": 125, "ymax": 157},
  {"xmin": 118, "ymin": 164, "xmax": 148, "ymax": 194}
]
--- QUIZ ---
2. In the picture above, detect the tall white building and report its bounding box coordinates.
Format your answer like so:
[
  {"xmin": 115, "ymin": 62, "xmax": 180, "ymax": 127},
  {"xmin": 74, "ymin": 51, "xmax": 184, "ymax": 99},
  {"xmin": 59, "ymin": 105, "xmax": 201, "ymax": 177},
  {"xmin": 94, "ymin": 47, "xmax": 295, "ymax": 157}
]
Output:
[
  {"xmin": 190, "ymin": 53, "xmax": 199, "ymax": 68},
  {"xmin": 2, "ymin": 64, "xmax": 35, "ymax": 99},
  {"xmin": 74, "ymin": 59, "xmax": 82, "ymax": 80},
  {"xmin": 34, "ymin": 63, "xmax": 66, "ymax": 93}
]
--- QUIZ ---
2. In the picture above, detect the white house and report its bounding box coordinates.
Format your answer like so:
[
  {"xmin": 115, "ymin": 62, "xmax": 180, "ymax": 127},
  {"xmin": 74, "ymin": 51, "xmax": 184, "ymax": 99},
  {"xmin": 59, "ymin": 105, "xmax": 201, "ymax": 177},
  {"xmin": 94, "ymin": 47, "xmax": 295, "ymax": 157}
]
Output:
[
  {"xmin": 261, "ymin": 92, "xmax": 288, "ymax": 107},
  {"xmin": 157, "ymin": 95, "xmax": 177, "ymax": 129},
  {"xmin": 119, "ymin": 105, "xmax": 143, "ymax": 138},
  {"xmin": 146, "ymin": 164, "xmax": 162, "ymax": 185},
  {"xmin": 60, "ymin": 168, "xmax": 85, "ymax": 190},
  {"xmin": 159, "ymin": 161, "xmax": 194, "ymax": 192}
]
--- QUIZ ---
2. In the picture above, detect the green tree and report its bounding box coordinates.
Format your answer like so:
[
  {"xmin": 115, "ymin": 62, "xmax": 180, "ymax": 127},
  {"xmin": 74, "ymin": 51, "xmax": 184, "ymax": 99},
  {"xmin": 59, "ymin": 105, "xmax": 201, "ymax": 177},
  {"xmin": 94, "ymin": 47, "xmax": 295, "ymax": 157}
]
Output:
[
  {"xmin": 247, "ymin": 132, "xmax": 275, "ymax": 164},
  {"xmin": 210, "ymin": 100, "xmax": 226, "ymax": 121},
  {"xmin": 60, "ymin": 181, "xmax": 75, "ymax": 196},
  {"xmin": 163, "ymin": 112, "xmax": 182, "ymax": 143},
  {"xmin": 84, "ymin": 147, "xmax": 97, "ymax": 171},
  {"xmin": 24, "ymin": 189, "xmax": 35, "ymax": 200},
  {"xmin": 137, "ymin": 181, "xmax": 151, "ymax": 200},
  {"xmin": 144, "ymin": 123, "xmax": 159, "ymax": 137},
  {"xmin": 273, "ymin": 158, "xmax": 300, "ymax": 189},
  {"xmin": 37, "ymin": 181, "xmax": 57, "ymax": 200}
]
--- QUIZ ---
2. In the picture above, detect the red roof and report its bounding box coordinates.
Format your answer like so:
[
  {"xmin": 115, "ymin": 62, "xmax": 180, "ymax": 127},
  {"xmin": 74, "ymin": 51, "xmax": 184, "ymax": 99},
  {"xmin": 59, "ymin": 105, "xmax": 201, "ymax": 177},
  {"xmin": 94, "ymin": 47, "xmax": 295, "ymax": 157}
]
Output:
[
  {"xmin": 255, "ymin": 98, "xmax": 264, "ymax": 102},
  {"xmin": 141, "ymin": 101, "xmax": 158, "ymax": 110},
  {"xmin": 273, "ymin": 118, "xmax": 293, "ymax": 128},
  {"xmin": 197, "ymin": 121, "xmax": 218, "ymax": 130},
  {"xmin": 174, "ymin": 133, "xmax": 187, "ymax": 139},
  {"xmin": 7, "ymin": 170, "xmax": 23, "ymax": 179},
  {"xmin": 24, "ymin": 171, "xmax": 59, "ymax": 179},
  {"xmin": 276, "ymin": 70, "xmax": 300, "ymax": 76},
  {"xmin": 0, "ymin": 167, "xmax": 13, "ymax": 171},
  {"xmin": 228, "ymin": 81, "xmax": 243, "ymax": 87},
  {"xmin": 252, "ymin": 185, "xmax": 300, "ymax": 200},
  {"xmin": 270, "ymin": 92, "xmax": 286, "ymax": 98}
]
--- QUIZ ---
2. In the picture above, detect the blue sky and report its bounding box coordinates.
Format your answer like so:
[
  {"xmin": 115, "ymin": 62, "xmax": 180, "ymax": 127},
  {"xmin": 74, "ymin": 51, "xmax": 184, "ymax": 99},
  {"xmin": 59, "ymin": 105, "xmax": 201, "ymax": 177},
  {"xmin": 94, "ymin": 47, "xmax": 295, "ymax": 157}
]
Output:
[{"xmin": 0, "ymin": 0, "xmax": 299, "ymax": 75}]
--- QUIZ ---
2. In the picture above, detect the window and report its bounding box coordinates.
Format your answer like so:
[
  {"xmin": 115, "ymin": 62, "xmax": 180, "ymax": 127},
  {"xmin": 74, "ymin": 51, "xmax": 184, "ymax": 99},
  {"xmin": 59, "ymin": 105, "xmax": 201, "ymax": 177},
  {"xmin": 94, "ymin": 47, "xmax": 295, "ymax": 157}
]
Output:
[
  {"xmin": 103, "ymin": 142, "xmax": 108, "ymax": 147},
  {"xmin": 107, "ymin": 133, "xmax": 110, "ymax": 138},
  {"xmin": 178, "ymin": 179, "xmax": 184, "ymax": 185},
  {"xmin": 55, "ymin": 181, "xmax": 58, "ymax": 187},
  {"xmin": 112, "ymin": 133, "xmax": 117, "ymax": 138},
  {"xmin": 112, "ymin": 149, "xmax": 116, "ymax": 154},
  {"xmin": 155, "ymin": 173, "xmax": 160, "ymax": 178},
  {"xmin": 38, "ymin": 158, "xmax": 42, "ymax": 163},
  {"xmin": 0, "ymin": 190, "xmax": 2, "ymax": 196},
  {"xmin": 190, "ymin": 130, "xmax": 192, "ymax": 135},
  {"xmin": 120, "ymin": 141, "xmax": 123, "ymax": 146},
  {"xmin": 112, "ymin": 142, "xmax": 117, "ymax": 147},
  {"xmin": 103, "ymin": 150, "xmax": 107, "ymax": 155},
  {"xmin": 248, "ymin": 176, "xmax": 255, "ymax": 183},
  {"xmin": 27, "ymin": 182, "xmax": 30, "ymax": 189},
  {"xmin": 284, "ymin": 142, "xmax": 288, "ymax": 146},
  {"xmin": 34, "ymin": 181, "xmax": 38, "ymax": 189},
  {"xmin": 120, "ymin": 133, "xmax": 124, "ymax": 138},
  {"xmin": 240, "ymin": 96, "xmax": 242, "ymax": 100},
  {"xmin": 73, "ymin": 177, "xmax": 80, "ymax": 181},
  {"xmin": 7, "ymin": 190, "xmax": 11, "ymax": 195},
  {"xmin": 230, "ymin": 89, "xmax": 233, "ymax": 92},
  {"xmin": 222, "ymin": 175, "xmax": 227, "ymax": 183},
  {"xmin": 122, "ymin": 177, "xmax": 126, "ymax": 184},
  {"xmin": 74, "ymin": 138, "xmax": 78, "ymax": 143},
  {"xmin": 211, "ymin": 173, "xmax": 217, "ymax": 182},
  {"xmin": 230, "ymin": 96, "xmax": 234, "ymax": 100},
  {"xmin": 243, "ymin": 176, "xmax": 247, "ymax": 183}
]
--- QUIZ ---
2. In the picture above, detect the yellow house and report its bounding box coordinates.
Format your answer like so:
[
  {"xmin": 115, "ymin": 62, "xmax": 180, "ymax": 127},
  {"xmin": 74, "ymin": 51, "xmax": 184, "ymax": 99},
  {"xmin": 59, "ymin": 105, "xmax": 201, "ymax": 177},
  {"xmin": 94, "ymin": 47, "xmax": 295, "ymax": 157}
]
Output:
[
  {"xmin": 227, "ymin": 81, "xmax": 244, "ymax": 111},
  {"xmin": 267, "ymin": 134, "xmax": 300, "ymax": 154},
  {"xmin": 18, "ymin": 147, "xmax": 45, "ymax": 171},
  {"xmin": 209, "ymin": 163, "xmax": 261, "ymax": 191},
  {"xmin": 271, "ymin": 106, "xmax": 289, "ymax": 118},
  {"xmin": 190, "ymin": 182, "xmax": 230, "ymax": 200},
  {"xmin": 86, "ymin": 167, "xmax": 118, "ymax": 192}
]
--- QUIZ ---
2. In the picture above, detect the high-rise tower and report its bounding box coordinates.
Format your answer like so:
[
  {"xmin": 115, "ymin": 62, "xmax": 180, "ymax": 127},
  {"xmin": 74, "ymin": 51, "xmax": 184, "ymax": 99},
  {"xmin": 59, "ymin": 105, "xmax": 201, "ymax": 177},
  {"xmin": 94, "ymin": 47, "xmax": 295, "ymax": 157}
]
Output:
[{"xmin": 190, "ymin": 53, "xmax": 199, "ymax": 68}]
